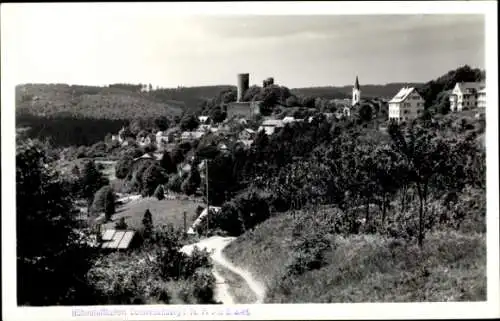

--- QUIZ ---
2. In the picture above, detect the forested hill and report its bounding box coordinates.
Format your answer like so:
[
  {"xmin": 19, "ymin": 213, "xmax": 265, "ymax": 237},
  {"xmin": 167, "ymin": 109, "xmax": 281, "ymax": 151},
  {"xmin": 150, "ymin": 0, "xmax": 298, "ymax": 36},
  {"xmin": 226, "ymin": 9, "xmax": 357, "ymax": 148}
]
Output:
[{"xmin": 16, "ymin": 84, "xmax": 186, "ymax": 119}]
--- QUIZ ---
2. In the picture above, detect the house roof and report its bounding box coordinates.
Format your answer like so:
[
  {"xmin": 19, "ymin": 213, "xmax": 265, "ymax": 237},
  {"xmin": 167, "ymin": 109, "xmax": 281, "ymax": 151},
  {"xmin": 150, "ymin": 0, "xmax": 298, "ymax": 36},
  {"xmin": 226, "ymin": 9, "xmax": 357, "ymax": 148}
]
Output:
[
  {"xmin": 99, "ymin": 229, "xmax": 136, "ymax": 249},
  {"xmin": 456, "ymin": 82, "xmax": 485, "ymax": 94},
  {"xmin": 198, "ymin": 116, "xmax": 209, "ymax": 122},
  {"xmin": 244, "ymin": 128, "xmax": 256, "ymax": 134},
  {"xmin": 389, "ymin": 87, "xmax": 420, "ymax": 103},
  {"xmin": 238, "ymin": 139, "xmax": 254, "ymax": 147},
  {"xmin": 133, "ymin": 153, "xmax": 162, "ymax": 161},
  {"xmin": 262, "ymin": 119, "xmax": 284, "ymax": 127},
  {"xmin": 188, "ymin": 206, "xmax": 222, "ymax": 234},
  {"xmin": 181, "ymin": 131, "xmax": 205, "ymax": 139}
]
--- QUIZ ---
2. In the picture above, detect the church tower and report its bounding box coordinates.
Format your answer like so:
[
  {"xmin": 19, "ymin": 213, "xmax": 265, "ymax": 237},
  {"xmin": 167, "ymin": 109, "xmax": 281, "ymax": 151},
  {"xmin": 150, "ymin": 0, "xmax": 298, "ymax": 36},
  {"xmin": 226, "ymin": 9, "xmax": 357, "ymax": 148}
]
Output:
[{"xmin": 352, "ymin": 76, "xmax": 361, "ymax": 106}]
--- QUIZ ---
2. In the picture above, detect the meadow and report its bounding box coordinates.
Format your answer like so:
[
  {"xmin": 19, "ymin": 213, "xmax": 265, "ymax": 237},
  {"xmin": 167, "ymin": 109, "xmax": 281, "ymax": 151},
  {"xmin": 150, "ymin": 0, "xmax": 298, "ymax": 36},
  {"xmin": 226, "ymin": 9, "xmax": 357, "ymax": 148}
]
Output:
[{"xmin": 102, "ymin": 197, "xmax": 204, "ymax": 232}]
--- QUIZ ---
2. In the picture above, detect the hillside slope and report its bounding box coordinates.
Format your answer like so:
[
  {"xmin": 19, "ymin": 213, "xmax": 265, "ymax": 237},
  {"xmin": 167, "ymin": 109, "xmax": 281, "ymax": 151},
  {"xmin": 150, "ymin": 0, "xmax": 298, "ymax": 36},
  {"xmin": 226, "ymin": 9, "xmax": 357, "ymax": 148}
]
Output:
[
  {"xmin": 223, "ymin": 213, "xmax": 486, "ymax": 303},
  {"xmin": 16, "ymin": 84, "xmax": 185, "ymax": 119}
]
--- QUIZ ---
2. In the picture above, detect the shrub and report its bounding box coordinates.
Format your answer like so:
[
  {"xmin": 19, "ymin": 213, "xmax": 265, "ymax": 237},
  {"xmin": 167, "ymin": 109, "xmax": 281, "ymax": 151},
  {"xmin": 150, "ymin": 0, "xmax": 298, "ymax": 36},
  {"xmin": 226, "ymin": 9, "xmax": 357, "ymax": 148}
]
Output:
[
  {"xmin": 154, "ymin": 184, "xmax": 165, "ymax": 200},
  {"xmin": 192, "ymin": 268, "xmax": 217, "ymax": 304},
  {"xmin": 167, "ymin": 174, "xmax": 183, "ymax": 193},
  {"xmin": 115, "ymin": 217, "xmax": 128, "ymax": 230},
  {"xmin": 284, "ymin": 221, "xmax": 333, "ymax": 276}
]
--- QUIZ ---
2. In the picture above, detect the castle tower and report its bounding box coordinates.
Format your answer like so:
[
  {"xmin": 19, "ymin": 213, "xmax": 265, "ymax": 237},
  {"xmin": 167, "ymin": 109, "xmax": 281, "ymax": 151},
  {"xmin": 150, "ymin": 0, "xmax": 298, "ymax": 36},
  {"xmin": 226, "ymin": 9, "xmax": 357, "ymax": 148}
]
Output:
[
  {"xmin": 352, "ymin": 76, "xmax": 361, "ymax": 106},
  {"xmin": 237, "ymin": 73, "xmax": 250, "ymax": 102}
]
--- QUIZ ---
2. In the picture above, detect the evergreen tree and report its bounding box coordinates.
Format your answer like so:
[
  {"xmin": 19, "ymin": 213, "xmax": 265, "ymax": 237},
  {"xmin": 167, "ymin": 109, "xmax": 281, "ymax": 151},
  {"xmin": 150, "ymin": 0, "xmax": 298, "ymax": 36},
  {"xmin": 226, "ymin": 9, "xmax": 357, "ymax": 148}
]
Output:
[
  {"xmin": 142, "ymin": 209, "xmax": 153, "ymax": 237},
  {"xmin": 160, "ymin": 151, "xmax": 177, "ymax": 174},
  {"xmin": 80, "ymin": 160, "xmax": 108, "ymax": 209}
]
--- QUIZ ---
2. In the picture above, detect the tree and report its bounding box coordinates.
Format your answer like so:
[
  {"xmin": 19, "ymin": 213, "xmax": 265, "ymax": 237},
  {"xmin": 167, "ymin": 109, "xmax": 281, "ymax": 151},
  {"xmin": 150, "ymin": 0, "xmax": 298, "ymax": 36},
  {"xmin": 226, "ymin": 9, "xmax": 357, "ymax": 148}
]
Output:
[
  {"xmin": 388, "ymin": 123, "xmax": 454, "ymax": 247},
  {"xmin": 181, "ymin": 167, "xmax": 201, "ymax": 196},
  {"xmin": 142, "ymin": 164, "xmax": 168, "ymax": 196},
  {"xmin": 154, "ymin": 184, "xmax": 165, "ymax": 200},
  {"xmin": 154, "ymin": 116, "xmax": 170, "ymax": 131},
  {"xmin": 180, "ymin": 114, "xmax": 200, "ymax": 131},
  {"xmin": 357, "ymin": 104, "xmax": 373, "ymax": 123},
  {"xmin": 80, "ymin": 160, "xmax": 108, "ymax": 210},
  {"xmin": 242, "ymin": 85, "xmax": 262, "ymax": 102},
  {"xmin": 91, "ymin": 185, "xmax": 116, "ymax": 221},
  {"xmin": 142, "ymin": 209, "xmax": 154, "ymax": 237},
  {"xmin": 115, "ymin": 155, "xmax": 134, "ymax": 179},
  {"xmin": 16, "ymin": 139, "xmax": 97, "ymax": 305},
  {"xmin": 167, "ymin": 174, "xmax": 183, "ymax": 193},
  {"xmin": 160, "ymin": 152, "xmax": 177, "ymax": 174},
  {"xmin": 209, "ymin": 107, "xmax": 226, "ymax": 124},
  {"xmin": 285, "ymin": 95, "xmax": 299, "ymax": 107},
  {"xmin": 115, "ymin": 217, "xmax": 128, "ymax": 230}
]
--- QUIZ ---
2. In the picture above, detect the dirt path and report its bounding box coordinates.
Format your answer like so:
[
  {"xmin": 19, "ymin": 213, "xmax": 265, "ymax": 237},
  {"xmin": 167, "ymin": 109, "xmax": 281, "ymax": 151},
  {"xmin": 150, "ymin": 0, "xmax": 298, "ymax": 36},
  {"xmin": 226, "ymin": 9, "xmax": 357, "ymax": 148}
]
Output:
[{"xmin": 180, "ymin": 236, "xmax": 266, "ymax": 304}]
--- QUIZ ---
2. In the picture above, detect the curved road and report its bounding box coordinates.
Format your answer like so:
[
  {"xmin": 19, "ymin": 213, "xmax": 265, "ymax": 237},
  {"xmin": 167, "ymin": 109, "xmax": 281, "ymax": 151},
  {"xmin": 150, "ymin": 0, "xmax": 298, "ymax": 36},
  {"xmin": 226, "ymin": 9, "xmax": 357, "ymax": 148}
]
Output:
[{"xmin": 180, "ymin": 236, "xmax": 266, "ymax": 304}]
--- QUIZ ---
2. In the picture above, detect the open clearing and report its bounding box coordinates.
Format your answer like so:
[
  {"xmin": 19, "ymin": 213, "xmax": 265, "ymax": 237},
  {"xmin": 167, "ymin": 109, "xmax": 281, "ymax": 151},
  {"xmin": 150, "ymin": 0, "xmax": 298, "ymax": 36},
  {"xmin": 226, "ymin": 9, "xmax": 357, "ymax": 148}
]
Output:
[{"xmin": 103, "ymin": 197, "xmax": 203, "ymax": 231}]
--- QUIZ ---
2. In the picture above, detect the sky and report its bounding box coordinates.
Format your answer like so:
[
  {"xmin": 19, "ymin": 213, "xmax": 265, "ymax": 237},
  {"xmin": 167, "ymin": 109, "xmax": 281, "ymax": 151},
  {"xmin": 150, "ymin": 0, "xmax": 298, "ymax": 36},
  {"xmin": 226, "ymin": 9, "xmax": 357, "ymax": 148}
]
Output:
[{"xmin": 3, "ymin": 4, "xmax": 485, "ymax": 88}]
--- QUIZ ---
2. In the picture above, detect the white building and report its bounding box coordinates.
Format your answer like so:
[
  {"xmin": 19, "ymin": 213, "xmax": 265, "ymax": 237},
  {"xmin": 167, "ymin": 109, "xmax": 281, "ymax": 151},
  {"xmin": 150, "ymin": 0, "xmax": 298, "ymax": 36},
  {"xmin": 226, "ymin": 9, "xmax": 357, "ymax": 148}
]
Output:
[
  {"xmin": 198, "ymin": 116, "xmax": 210, "ymax": 124},
  {"xmin": 352, "ymin": 76, "xmax": 361, "ymax": 106},
  {"xmin": 388, "ymin": 87, "xmax": 425, "ymax": 123},
  {"xmin": 449, "ymin": 82, "xmax": 485, "ymax": 112},
  {"xmin": 258, "ymin": 119, "xmax": 285, "ymax": 135},
  {"xmin": 476, "ymin": 87, "xmax": 486, "ymax": 109}
]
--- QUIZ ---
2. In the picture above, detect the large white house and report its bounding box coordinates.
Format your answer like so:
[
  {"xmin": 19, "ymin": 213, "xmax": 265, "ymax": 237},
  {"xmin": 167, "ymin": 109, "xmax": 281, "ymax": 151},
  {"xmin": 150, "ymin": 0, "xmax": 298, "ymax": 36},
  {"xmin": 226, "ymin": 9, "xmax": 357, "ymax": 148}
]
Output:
[
  {"xmin": 449, "ymin": 82, "xmax": 485, "ymax": 112},
  {"xmin": 477, "ymin": 87, "xmax": 486, "ymax": 109},
  {"xmin": 258, "ymin": 119, "xmax": 285, "ymax": 135},
  {"xmin": 388, "ymin": 87, "xmax": 425, "ymax": 123}
]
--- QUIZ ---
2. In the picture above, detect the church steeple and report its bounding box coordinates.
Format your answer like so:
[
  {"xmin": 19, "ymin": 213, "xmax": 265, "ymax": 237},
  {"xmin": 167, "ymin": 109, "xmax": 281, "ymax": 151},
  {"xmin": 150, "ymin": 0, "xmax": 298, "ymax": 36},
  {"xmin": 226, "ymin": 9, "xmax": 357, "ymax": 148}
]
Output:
[{"xmin": 352, "ymin": 76, "xmax": 361, "ymax": 106}]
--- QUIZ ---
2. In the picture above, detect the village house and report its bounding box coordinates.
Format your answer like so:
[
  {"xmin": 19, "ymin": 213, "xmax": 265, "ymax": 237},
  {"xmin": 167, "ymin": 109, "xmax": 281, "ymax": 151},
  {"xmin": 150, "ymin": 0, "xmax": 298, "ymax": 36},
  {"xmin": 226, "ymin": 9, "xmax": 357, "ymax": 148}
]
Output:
[
  {"xmin": 388, "ymin": 87, "xmax": 425, "ymax": 123},
  {"xmin": 237, "ymin": 139, "xmax": 254, "ymax": 149},
  {"xmin": 477, "ymin": 87, "xmax": 486, "ymax": 109},
  {"xmin": 198, "ymin": 115, "xmax": 210, "ymax": 124},
  {"xmin": 187, "ymin": 206, "xmax": 222, "ymax": 235},
  {"xmin": 90, "ymin": 228, "xmax": 139, "ymax": 251},
  {"xmin": 238, "ymin": 128, "xmax": 256, "ymax": 141},
  {"xmin": 137, "ymin": 135, "xmax": 153, "ymax": 147},
  {"xmin": 258, "ymin": 119, "xmax": 285, "ymax": 136},
  {"xmin": 133, "ymin": 152, "xmax": 163, "ymax": 164},
  {"xmin": 449, "ymin": 82, "xmax": 485, "ymax": 112},
  {"xmin": 180, "ymin": 131, "xmax": 205, "ymax": 143}
]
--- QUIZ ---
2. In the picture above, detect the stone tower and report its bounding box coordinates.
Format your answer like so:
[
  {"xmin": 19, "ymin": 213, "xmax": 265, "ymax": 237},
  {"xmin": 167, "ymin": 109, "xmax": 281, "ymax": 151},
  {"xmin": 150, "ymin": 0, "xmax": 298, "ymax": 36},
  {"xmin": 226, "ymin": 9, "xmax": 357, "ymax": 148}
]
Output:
[{"xmin": 352, "ymin": 76, "xmax": 361, "ymax": 106}]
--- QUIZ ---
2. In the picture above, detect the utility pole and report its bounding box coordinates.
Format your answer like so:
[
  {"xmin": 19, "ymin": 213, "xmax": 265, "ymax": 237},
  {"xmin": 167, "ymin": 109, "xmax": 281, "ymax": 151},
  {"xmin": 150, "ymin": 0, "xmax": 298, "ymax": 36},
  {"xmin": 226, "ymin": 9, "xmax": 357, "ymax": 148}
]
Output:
[
  {"xmin": 183, "ymin": 211, "xmax": 187, "ymax": 239},
  {"xmin": 205, "ymin": 158, "xmax": 209, "ymax": 237}
]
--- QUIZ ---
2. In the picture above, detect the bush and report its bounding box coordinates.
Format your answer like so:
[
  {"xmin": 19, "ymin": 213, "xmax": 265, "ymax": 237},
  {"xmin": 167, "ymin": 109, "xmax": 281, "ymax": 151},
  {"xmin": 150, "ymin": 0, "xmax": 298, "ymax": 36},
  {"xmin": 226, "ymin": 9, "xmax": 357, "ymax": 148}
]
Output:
[
  {"xmin": 154, "ymin": 185, "xmax": 165, "ymax": 200},
  {"xmin": 192, "ymin": 268, "xmax": 217, "ymax": 304},
  {"xmin": 284, "ymin": 221, "xmax": 333, "ymax": 276},
  {"xmin": 167, "ymin": 174, "xmax": 183, "ymax": 193},
  {"xmin": 115, "ymin": 217, "xmax": 128, "ymax": 230}
]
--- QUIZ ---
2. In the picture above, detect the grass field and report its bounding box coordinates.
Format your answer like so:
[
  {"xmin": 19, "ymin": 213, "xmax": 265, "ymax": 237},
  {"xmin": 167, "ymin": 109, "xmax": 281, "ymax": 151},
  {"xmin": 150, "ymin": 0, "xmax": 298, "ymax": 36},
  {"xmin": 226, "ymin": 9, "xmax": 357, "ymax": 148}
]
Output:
[
  {"xmin": 223, "ymin": 213, "xmax": 487, "ymax": 303},
  {"xmin": 103, "ymin": 197, "xmax": 204, "ymax": 232}
]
